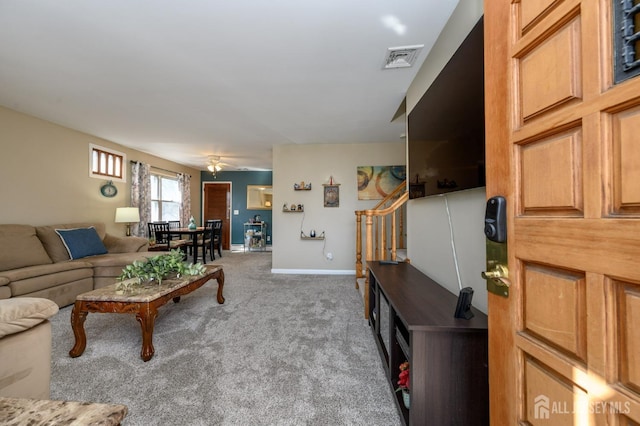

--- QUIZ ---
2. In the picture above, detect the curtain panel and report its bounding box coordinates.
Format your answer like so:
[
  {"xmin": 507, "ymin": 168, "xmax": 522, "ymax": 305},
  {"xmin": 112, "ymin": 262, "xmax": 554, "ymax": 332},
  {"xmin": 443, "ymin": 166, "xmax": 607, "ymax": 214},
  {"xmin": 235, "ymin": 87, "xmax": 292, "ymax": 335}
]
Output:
[
  {"xmin": 178, "ymin": 173, "xmax": 191, "ymax": 226},
  {"xmin": 131, "ymin": 162, "xmax": 151, "ymax": 237}
]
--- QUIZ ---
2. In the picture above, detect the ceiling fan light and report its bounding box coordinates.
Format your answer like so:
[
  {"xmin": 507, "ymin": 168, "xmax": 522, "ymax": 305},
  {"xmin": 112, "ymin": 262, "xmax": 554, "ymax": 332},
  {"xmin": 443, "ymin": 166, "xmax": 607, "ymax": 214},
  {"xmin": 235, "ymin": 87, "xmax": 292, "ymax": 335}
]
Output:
[
  {"xmin": 207, "ymin": 164, "xmax": 215, "ymax": 172},
  {"xmin": 215, "ymin": 164, "xmax": 222, "ymax": 172}
]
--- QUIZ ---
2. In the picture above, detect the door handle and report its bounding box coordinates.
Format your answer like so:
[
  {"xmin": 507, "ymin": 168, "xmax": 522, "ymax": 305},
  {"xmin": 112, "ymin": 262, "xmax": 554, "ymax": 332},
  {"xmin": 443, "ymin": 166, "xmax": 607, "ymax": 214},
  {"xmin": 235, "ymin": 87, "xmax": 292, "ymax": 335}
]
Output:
[
  {"xmin": 481, "ymin": 264, "xmax": 508, "ymax": 279},
  {"xmin": 482, "ymin": 265, "xmax": 511, "ymax": 287}
]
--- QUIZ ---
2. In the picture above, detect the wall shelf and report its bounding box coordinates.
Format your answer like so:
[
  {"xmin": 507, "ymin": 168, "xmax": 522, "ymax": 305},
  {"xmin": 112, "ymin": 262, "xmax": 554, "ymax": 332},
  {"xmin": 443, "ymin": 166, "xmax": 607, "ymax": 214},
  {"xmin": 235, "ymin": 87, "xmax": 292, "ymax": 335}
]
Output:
[
  {"xmin": 293, "ymin": 182, "xmax": 312, "ymax": 190},
  {"xmin": 283, "ymin": 203, "xmax": 304, "ymax": 212},
  {"xmin": 300, "ymin": 231, "xmax": 324, "ymax": 240}
]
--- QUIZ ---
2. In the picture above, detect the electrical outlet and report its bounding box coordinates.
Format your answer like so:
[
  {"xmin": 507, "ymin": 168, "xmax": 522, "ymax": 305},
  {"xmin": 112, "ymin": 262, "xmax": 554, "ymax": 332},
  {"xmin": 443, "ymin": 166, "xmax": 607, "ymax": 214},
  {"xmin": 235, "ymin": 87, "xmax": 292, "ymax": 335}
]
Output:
[
  {"xmin": 326, "ymin": 252, "xmax": 333, "ymax": 260},
  {"xmin": 267, "ymin": 236, "xmax": 271, "ymax": 242}
]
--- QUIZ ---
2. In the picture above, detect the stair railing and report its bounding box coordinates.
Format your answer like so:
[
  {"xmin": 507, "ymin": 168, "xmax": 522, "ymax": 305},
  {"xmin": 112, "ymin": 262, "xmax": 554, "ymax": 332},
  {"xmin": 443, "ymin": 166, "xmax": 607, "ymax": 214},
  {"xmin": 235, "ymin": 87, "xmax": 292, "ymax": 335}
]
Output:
[{"xmin": 355, "ymin": 181, "xmax": 408, "ymax": 318}]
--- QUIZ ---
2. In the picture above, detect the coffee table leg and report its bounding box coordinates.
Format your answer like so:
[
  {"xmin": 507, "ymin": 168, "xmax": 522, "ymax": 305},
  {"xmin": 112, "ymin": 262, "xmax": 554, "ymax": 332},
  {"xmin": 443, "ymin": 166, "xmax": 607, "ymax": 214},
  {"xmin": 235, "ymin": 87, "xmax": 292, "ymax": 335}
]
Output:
[
  {"xmin": 69, "ymin": 301, "xmax": 88, "ymax": 358},
  {"xmin": 216, "ymin": 270, "xmax": 225, "ymax": 304},
  {"xmin": 136, "ymin": 304, "xmax": 158, "ymax": 362}
]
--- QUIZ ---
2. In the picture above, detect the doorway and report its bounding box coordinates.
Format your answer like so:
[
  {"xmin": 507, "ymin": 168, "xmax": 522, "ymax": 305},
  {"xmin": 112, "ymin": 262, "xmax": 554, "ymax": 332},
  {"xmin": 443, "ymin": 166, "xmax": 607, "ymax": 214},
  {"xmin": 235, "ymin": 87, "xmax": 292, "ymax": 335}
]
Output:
[{"xmin": 203, "ymin": 182, "xmax": 231, "ymax": 251}]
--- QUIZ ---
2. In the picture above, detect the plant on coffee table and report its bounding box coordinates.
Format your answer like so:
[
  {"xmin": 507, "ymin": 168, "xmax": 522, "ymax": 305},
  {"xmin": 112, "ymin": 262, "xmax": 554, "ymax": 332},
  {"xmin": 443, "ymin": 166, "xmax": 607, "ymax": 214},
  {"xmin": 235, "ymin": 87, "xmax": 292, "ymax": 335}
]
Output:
[{"xmin": 117, "ymin": 250, "xmax": 206, "ymax": 289}]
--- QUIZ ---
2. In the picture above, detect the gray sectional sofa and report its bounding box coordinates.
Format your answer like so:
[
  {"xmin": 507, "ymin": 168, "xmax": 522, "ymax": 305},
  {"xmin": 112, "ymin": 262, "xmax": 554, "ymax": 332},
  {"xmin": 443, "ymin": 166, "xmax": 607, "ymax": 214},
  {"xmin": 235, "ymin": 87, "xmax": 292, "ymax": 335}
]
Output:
[{"xmin": 0, "ymin": 222, "xmax": 155, "ymax": 307}]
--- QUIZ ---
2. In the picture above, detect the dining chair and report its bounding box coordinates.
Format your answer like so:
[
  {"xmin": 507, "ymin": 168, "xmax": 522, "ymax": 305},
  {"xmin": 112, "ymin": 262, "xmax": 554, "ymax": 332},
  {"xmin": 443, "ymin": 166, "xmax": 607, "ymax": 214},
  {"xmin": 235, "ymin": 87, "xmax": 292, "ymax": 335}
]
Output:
[
  {"xmin": 167, "ymin": 221, "xmax": 182, "ymax": 238},
  {"xmin": 207, "ymin": 219, "xmax": 223, "ymax": 260},
  {"xmin": 193, "ymin": 221, "xmax": 214, "ymax": 264},
  {"xmin": 167, "ymin": 220, "xmax": 193, "ymax": 255},
  {"xmin": 148, "ymin": 222, "xmax": 189, "ymax": 254}
]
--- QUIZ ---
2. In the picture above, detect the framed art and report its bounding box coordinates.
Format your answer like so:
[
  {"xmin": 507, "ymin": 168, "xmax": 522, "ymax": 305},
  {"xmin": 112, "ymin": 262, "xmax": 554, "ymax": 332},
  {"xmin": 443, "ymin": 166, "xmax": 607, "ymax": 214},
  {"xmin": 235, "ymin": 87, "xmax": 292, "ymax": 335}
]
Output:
[
  {"xmin": 323, "ymin": 185, "xmax": 339, "ymax": 207},
  {"xmin": 357, "ymin": 165, "xmax": 406, "ymax": 200}
]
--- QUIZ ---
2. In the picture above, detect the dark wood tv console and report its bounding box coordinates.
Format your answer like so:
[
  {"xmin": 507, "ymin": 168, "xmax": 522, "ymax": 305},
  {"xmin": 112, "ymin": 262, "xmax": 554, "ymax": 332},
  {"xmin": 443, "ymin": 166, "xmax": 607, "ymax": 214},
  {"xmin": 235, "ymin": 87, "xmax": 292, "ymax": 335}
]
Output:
[{"xmin": 368, "ymin": 261, "xmax": 489, "ymax": 425}]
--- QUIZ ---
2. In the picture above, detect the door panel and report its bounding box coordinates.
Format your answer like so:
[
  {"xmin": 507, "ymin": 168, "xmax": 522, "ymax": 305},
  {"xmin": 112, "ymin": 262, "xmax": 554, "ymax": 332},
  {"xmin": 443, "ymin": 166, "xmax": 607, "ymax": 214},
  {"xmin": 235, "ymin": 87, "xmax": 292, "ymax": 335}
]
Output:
[
  {"xmin": 612, "ymin": 106, "xmax": 640, "ymax": 212},
  {"xmin": 523, "ymin": 264, "xmax": 587, "ymax": 361},
  {"xmin": 520, "ymin": 0, "xmax": 562, "ymax": 31},
  {"xmin": 203, "ymin": 183, "xmax": 230, "ymax": 250},
  {"xmin": 520, "ymin": 128, "xmax": 583, "ymax": 214},
  {"xmin": 618, "ymin": 282, "xmax": 640, "ymax": 392},
  {"xmin": 487, "ymin": 0, "xmax": 640, "ymax": 423},
  {"xmin": 519, "ymin": 17, "xmax": 582, "ymax": 121}
]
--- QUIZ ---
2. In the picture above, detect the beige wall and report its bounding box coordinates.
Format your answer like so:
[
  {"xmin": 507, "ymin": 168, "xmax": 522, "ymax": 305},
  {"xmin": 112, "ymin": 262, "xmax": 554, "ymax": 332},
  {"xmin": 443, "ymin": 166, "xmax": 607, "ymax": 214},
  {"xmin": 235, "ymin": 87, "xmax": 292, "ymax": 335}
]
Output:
[
  {"xmin": 272, "ymin": 142, "xmax": 405, "ymax": 273},
  {"xmin": 405, "ymin": 0, "xmax": 487, "ymax": 313},
  {"xmin": 0, "ymin": 106, "xmax": 200, "ymax": 236}
]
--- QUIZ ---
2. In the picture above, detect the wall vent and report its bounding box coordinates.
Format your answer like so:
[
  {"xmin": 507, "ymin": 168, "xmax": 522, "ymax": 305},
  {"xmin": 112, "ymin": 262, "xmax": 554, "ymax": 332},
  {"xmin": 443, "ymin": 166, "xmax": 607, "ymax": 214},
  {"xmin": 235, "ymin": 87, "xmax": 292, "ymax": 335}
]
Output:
[{"xmin": 382, "ymin": 45, "xmax": 424, "ymax": 69}]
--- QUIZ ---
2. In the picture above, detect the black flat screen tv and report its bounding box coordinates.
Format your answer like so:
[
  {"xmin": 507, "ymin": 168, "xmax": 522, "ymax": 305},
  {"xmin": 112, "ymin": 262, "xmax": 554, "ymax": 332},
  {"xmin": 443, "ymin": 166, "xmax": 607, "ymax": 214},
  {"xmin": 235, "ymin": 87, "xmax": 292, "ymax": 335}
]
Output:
[{"xmin": 408, "ymin": 17, "xmax": 485, "ymax": 199}]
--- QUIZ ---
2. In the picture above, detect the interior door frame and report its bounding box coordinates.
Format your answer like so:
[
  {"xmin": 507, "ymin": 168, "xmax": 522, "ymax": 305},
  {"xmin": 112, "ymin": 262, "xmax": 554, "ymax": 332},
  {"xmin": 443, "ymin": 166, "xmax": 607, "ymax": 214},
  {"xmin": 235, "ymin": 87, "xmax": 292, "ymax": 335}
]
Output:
[{"xmin": 202, "ymin": 181, "xmax": 232, "ymax": 250}]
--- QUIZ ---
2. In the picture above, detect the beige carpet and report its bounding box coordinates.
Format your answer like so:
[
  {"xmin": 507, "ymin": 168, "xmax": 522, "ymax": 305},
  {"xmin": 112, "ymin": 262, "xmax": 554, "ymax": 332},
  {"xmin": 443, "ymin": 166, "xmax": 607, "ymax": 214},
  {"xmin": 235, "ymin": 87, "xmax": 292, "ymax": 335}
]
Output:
[{"xmin": 49, "ymin": 251, "xmax": 401, "ymax": 425}]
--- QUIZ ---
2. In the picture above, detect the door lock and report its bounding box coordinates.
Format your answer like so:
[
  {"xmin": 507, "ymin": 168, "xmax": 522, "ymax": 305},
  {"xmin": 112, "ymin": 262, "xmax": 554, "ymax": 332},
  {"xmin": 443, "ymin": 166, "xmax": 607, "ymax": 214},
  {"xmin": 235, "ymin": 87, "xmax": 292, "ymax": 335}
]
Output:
[
  {"xmin": 484, "ymin": 196, "xmax": 509, "ymax": 297},
  {"xmin": 481, "ymin": 265, "xmax": 511, "ymax": 287}
]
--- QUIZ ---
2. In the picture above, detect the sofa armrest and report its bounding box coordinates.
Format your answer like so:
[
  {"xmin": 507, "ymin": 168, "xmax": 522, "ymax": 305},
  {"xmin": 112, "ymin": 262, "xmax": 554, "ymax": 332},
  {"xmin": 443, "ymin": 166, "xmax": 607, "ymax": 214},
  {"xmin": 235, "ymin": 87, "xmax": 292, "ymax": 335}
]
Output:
[
  {"xmin": 0, "ymin": 298, "xmax": 58, "ymax": 339},
  {"xmin": 0, "ymin": 298, "xmax": 57, "ymax": 399},
  {"xmin": 103, "ymin": 234, "xmax": 149, "ymax": 253}
]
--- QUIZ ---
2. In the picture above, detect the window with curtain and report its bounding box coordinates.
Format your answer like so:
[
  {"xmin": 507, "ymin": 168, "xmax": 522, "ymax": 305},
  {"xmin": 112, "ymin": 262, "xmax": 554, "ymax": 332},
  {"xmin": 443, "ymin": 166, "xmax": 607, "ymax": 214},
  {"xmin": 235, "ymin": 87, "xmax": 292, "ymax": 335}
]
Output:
[{"xmin": 150, "ymin": 174, "xmax": 181, "ymax": 222}]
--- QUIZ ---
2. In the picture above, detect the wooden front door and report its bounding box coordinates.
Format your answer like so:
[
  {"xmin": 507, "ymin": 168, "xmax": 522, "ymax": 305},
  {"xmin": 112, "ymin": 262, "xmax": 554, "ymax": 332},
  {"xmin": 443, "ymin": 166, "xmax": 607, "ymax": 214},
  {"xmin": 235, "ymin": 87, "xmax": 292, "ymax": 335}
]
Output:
[
  {"xmin": 203, "ymin": 182, "xmax": 231, "ymax": 250},
  {"xmin": 486, "ymin": 0, "xmax": 640, "ymax": 424}
]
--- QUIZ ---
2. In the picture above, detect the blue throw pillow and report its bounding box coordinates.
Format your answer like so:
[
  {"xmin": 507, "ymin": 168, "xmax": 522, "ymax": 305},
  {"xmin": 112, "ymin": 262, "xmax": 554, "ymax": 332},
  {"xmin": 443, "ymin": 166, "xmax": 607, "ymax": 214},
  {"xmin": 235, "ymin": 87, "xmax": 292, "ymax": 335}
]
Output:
[{"xmin": 55, "ymin": 227, "xmax": 108, "ymax": 260}]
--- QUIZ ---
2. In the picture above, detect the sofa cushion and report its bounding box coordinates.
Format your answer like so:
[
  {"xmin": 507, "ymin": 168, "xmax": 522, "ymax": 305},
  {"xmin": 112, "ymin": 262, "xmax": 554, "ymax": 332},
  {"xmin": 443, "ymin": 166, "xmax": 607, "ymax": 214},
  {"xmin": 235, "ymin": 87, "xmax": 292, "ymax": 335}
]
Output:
[
  {"xmin": 0, "ymin": 297, "xmax": 58, "ymax": 339},
  {"xmin": 85, "ymin": 252, "xmax": 157, "ymax": 282},
  {"xmin": 81, "ymin": 251, "xmax": 156, "ymax": 269},
  {"xmin": 3, "ymin": 262, "xmax": 93, "ymax": 297},
  {"xmin": 36, "ymin": 223, "xmax": 106, "ymax": 263},
  {"xmin": 0, "ymin": 287, "xmax": 10, "ymax": 300},
  {"xmin": 102, "ymin": 234, "xmax": 149, "ymax": 253},
  {"xmin": 0, "ymin": 225, "xmax": 52, "ymax": 271},
  {"xmin": 55, "ymin": 227, "xmax": 108, "ymax": 260},
  {"xmin": 0, "ymin": 277, "xmax": 10, "ymax": 299}
]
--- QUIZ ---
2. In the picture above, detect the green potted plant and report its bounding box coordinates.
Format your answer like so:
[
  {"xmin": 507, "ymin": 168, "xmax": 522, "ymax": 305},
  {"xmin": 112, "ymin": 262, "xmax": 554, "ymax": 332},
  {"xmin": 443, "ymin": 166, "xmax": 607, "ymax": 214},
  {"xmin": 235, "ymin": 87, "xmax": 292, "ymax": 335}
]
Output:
[{"xmin": 117, "ymin": 250, "xmax": 206, "ymax": 290}]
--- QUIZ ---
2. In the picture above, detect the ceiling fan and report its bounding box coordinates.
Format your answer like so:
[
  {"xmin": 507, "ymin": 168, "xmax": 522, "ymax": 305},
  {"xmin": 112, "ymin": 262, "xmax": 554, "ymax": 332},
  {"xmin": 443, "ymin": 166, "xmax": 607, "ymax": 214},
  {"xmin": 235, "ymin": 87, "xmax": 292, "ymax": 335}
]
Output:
[
  {"xmin": 204, "ymin": 153, "xmax": 270, "ymax": 174},
  {"xmin": 206, "ymin": 156, "xmax": 226, "ymax": 177}
]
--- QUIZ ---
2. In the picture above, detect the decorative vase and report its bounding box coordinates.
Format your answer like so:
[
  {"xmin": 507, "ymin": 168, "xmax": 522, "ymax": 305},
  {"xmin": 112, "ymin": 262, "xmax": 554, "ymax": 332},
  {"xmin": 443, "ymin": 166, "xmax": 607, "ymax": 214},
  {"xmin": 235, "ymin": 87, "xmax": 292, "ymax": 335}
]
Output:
[
  {"xmin": 402, "ymin": 390, "xmax": 410, "ymax": 409},
  {"xmin": 188, "ymin": 216, "xmax": 197, "ymax": 230}
]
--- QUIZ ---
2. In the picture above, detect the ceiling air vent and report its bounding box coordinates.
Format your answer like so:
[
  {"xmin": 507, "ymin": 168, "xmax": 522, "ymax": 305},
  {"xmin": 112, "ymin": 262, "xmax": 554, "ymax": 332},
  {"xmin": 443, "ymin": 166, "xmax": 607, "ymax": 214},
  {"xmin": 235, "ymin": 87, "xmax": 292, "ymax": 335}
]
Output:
[{"xmin": 382, "ymin": 45, "xmax": 424, "ymax": 69}]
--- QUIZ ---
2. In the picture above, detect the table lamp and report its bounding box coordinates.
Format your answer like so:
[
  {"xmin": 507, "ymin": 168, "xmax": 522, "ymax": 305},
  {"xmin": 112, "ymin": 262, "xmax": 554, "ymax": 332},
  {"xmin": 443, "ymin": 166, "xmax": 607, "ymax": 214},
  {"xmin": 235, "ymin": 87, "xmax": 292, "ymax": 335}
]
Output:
[{"xmin": 115, "ymin": 207, "xmax": 140, "ymax": 236}]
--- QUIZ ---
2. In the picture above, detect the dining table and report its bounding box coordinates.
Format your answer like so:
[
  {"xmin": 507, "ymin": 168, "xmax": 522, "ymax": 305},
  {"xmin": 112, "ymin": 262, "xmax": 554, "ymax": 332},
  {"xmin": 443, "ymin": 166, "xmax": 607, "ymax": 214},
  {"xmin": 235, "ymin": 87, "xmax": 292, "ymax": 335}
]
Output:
[{"xmin": 166, "ymin": 227, "xmax": 208, "ymax": 263}]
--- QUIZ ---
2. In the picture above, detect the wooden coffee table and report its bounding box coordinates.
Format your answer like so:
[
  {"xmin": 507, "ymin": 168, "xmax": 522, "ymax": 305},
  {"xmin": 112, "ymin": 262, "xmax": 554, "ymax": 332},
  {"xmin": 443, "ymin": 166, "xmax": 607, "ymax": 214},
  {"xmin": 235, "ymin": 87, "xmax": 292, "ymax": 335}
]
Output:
[{"xmin": 69, "ymin": 264, "xmax": 224, "ymax": 362}]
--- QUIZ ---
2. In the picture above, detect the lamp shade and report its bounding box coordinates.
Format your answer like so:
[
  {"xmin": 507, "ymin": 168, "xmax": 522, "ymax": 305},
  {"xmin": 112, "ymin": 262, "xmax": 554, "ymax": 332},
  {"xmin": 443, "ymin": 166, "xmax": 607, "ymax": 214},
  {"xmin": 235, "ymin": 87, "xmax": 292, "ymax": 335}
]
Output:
[{"xmin": 115, "ymin": 207, "xmax": 140, "ymax": 223}]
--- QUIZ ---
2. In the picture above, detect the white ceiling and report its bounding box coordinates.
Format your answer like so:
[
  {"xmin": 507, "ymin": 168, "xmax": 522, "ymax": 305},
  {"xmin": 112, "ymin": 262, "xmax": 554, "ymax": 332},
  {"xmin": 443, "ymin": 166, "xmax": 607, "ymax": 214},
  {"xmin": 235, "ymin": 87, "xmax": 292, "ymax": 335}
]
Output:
[{"xmin": 0, "ymin": 0, "xmax": 459, "ymax": 171}]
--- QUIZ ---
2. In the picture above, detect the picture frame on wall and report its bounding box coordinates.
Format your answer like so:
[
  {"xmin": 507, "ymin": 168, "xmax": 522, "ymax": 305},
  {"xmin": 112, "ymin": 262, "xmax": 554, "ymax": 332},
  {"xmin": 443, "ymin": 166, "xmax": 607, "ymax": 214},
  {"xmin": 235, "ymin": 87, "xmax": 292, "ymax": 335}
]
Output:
[
  {"xmin": 357, "ymin": 165, "xmax": 406, "ymax": 200},
  {"xmin": 323, "ymin": 184, "xmax": 339, "ymax": 207}
]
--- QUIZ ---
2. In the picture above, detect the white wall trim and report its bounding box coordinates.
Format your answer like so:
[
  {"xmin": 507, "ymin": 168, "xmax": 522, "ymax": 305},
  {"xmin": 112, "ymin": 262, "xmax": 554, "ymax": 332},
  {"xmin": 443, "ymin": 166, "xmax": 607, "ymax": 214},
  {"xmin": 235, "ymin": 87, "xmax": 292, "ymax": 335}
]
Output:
[{"xmin": 271, "ymin": 268, "xmax": 356, "ymax": 275}]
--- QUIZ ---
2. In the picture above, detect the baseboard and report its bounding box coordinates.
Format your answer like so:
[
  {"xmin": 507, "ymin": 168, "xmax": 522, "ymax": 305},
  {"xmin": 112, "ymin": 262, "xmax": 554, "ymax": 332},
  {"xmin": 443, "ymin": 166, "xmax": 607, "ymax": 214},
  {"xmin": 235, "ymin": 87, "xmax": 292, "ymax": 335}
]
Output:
[
  {"xmin": 231, "ymin": 244, "xmax": 272, "ymax": 252},
  {"xmin": 271, "ymin": 268, "xmax": 356, "ymax": 275}
]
